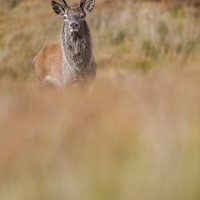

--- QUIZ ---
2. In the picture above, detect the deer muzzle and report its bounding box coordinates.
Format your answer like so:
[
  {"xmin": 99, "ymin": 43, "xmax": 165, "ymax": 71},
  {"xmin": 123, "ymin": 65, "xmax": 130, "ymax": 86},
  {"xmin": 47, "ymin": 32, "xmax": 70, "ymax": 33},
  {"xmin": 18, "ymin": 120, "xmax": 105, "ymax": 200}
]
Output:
[{"xmin": 69, "ymin": 22, "xmax": 80, "ymax": 32}]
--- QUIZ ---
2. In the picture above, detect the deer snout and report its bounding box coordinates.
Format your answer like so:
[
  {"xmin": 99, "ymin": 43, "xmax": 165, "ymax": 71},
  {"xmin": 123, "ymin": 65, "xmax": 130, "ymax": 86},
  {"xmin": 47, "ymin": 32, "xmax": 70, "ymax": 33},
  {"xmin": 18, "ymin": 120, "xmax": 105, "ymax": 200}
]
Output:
[{"xmin": 69, "ymin": 22, "xmax": 80, "ymax": 32}]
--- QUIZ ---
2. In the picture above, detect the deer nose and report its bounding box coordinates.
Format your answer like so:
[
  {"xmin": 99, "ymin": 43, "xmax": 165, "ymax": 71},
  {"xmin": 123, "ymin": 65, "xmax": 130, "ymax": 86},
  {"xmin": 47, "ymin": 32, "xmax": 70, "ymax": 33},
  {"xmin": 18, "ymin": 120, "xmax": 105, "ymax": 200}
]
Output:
[{"xmin": 69, "ymin": 22, "xmax": 80, "ymax": 30}]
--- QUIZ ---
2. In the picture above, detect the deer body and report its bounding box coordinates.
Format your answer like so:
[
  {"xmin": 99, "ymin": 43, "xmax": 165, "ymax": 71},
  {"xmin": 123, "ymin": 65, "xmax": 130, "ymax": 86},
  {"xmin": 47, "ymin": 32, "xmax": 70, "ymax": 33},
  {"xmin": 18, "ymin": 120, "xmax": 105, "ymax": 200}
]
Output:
[{"xmin": 33, "ymin": 0, "xmax": 96, "ymax": 88}]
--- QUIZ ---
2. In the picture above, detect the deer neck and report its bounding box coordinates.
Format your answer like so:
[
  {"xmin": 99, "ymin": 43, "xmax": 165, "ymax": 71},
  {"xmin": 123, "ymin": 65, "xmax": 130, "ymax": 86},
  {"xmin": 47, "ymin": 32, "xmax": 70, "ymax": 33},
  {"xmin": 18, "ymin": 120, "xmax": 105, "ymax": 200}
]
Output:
[{"xmin": 61, "ymin": 21, "xmax": 93, "ymax": 84}]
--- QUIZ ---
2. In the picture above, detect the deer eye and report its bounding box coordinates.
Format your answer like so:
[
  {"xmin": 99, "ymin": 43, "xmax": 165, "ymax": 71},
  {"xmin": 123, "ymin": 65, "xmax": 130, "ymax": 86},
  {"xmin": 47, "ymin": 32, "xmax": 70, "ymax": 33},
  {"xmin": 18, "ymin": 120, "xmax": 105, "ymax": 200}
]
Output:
[
  {"xmin": 63, "ymin": 15, "xmax": 68, "ymax": 20},
  {"xmin": 80, "ymin": 14, "xmax": 85, "ymax": 19}
]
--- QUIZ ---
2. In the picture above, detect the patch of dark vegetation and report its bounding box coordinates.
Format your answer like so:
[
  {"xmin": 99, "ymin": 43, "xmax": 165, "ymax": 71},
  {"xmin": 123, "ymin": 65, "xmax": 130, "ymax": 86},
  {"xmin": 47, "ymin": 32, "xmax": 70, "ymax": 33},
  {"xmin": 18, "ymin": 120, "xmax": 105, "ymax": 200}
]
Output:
[{"xmin": 0, "ymin": 68, "xmax": 19, "ymax": 80}]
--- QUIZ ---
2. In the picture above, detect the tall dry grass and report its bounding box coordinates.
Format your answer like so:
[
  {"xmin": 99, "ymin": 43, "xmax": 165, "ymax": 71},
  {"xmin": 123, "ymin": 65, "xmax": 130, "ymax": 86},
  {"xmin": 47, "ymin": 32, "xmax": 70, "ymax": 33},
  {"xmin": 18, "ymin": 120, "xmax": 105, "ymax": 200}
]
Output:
[
  {"xmin": 0, "ymin": 0, "xmax": 200, "ymax": 199},
  {"xmin": 0, "ymin": 0, "xmax": 199, "ymax": 79}
]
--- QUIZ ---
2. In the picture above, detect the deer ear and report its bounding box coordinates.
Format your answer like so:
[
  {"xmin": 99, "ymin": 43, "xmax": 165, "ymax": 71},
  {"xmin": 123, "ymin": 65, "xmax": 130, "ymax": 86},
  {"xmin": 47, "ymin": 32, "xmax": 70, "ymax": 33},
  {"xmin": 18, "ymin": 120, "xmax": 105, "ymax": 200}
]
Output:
[
  {"xmin": 52, "ymin": 1, "xmax": 65, "ymax": 15},
  {"xmin": 83, "ymin": 0, "xmax": 95, "ymax": 13}
]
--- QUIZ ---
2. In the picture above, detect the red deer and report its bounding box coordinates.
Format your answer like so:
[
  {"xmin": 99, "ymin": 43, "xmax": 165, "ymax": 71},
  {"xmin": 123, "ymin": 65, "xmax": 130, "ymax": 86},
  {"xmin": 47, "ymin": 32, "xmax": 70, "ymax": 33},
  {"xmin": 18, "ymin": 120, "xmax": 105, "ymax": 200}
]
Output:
[{"xmin": 33, "ymin": 0, "xmax": 96, "ymax": 88}]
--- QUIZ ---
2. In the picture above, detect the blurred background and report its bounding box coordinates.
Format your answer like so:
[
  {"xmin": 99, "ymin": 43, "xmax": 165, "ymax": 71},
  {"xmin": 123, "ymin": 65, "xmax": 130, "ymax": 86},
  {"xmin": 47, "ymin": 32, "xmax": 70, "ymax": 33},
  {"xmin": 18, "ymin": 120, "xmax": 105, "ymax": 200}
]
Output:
[{"xmin": 0, "ymin": 0, "xmax": 200, "ymax": 199}]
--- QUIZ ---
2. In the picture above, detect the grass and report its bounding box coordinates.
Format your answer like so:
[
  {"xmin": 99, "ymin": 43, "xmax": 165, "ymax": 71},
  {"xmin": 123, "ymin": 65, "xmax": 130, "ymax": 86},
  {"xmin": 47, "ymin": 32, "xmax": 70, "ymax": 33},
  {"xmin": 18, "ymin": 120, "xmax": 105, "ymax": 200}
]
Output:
[
  {"xmin": 1, "ymin": 68, "xmax": 200, "ymax": 200},
  {"xmin": 0, "ymin": 0, "xmax": 200, "ymax": 78},
  {"xmin": 0, "ymin": 0, "xmax": 200, "ymax": 199}
]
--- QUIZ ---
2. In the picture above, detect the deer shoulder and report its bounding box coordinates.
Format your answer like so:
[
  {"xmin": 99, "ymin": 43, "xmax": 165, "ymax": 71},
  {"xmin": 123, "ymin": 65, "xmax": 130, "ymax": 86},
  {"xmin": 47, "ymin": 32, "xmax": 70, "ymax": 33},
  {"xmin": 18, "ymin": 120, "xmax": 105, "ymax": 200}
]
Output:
[{"xmin": 33, "ymin": 43, "xmax": 63, "ymax": 87}]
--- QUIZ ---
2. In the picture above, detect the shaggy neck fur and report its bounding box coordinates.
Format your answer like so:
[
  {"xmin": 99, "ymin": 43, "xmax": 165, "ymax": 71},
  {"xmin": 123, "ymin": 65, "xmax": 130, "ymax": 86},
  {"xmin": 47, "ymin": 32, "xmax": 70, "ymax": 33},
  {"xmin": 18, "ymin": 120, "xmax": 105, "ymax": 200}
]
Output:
[{"xmin": 61, "ymin": 21, "xmax": 93, "ymax": 85}]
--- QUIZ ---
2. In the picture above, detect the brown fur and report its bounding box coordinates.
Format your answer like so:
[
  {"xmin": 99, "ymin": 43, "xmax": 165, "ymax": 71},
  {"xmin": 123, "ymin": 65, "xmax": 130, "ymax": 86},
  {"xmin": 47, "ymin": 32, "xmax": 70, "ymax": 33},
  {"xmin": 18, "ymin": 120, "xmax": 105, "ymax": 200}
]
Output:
[{"xmin": 33, "ymin": 43, "xmax": 63, "ymax": 86}]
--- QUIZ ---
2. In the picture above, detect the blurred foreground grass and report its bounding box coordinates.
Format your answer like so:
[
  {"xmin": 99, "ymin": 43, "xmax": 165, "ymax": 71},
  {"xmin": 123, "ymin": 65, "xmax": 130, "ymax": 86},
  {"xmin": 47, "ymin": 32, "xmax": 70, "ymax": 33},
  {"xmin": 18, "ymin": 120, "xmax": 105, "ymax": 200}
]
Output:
[
  {"xmin": 1, "ymin": 68, "xmax": 200, "ymax": 200},
  {"xmin": 0, "ymin": 0, "xmax": 200, "ymax": 199}
]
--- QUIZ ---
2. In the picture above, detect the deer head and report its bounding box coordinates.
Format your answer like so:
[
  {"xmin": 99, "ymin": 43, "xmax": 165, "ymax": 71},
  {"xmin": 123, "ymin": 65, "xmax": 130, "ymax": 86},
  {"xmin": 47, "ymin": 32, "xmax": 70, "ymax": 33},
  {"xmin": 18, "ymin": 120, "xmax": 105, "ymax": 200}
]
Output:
[{"xmin": 52, "ymin": 0, "xmax": 95, "ymax": 33}]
